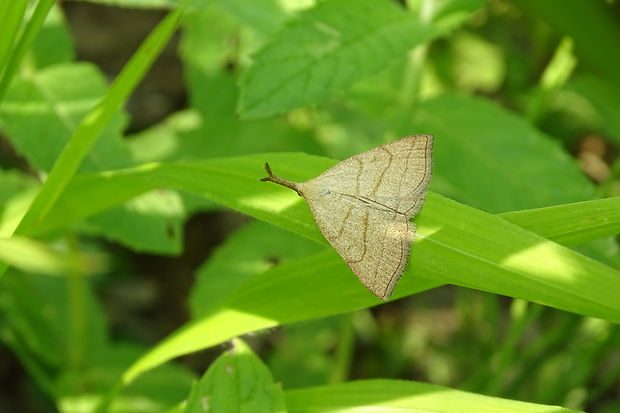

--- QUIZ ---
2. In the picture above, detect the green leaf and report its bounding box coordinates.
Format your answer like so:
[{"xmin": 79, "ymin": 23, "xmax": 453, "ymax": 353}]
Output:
[
  {"xmin": 284, "ymin": 379, "xmax": 583, "ymax": 413},
  {"xmin": 74, "ymin": 0, "xmax": 177, "ymax": 6},
  {"xmin": 184, "ymin": 338, "xmax": 286, "ymax": 413},
  {"xmin": 0, "ymin": 0, "xmax": 54, "ymax": 102},
  {"xmin": 119, "ymin": 249, "xmax": 439, "ymax": 384},
  {"xmin": 1, "ymin": 60, "xmax": 188, "ymax": 253},
  {"xmin": 412, "ymin": 193, "xmax": 620, "ymax": 322},
  {"xmin": 512, "ymin": 0, "xmax": 620, "ymax": 82},
  {"xmin": 0, "ymin": 0, "xmax": 28, "ymax": 79},
  {"xmin": 179, "ymin": 71, "xmax": 323, "ymax": 159},
  {"xmin": 499, "ymin": 197, "xmax": 620, "ymax": 247},
  {"xmin": 2, "ymin": 63, "xmax": 131, "ymax": 173},
  {"xmin": 83, "ymin": 189, "xmax": 186, "ymax": 254},
  {"xmin": 42, "ymin": 155, "xmax": 620, "ymax": 324},
  {"xmin": 0, "ymin": 168, "xmax": 38, "ymax": 207},
  {"xmin": 429, "ymin": 0, "xmax": 487, "ymax": 30},
  {"xmin": 0, "ymin": 235, "xmax": 103, "ymax": 276},
  {"xmin": 205, "ymin": 0, "xmax": 289, "ymax": 36},
  {"xmin": 62, "ymin": 154, "xmax": 619, "ymax": 390},
  {"xmin": 238, "ymin": 0, "xmax": 438, "ymax": 118},
  {"xmin": 189, "ymin": 220, "xmax": 326, "ymax": 317},
  {"xmin": 31, "ymin": 169, "xmax": 158, "ymax": 237},
  {"xmin": 30, "ymin": 5, "xmax": 75, "ymax": 68},
  {"xmin": 569, "ymin": 75, "xmax": 620, "ymax": 145},
  {"xmin": 4, "ymin": 0, "xmax": 189, "ymax": 244},
  {"xmin": 414, "ymin": 94, "xmax": 595, "ymax": 212},
  {"xmin": 55, "ymin": 342, "xmax": 195, "ymax": 413},
  {"xmin": 0, "ymin": 270, "xmax": 109, "ymax": 371}
]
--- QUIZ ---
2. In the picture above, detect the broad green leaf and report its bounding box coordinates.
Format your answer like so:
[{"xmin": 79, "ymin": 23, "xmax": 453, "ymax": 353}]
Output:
[
  {"xmin": 414, "ymin": 94, "xmax": 595, "ymax": 212},
  {"xmin": 500, "ymin": 197, "xmax": 620, "ymax": 247},
  {"xmin": 40, "ymin": 155, "xmax": 620, "ymax": 321},
  {"xmin": 184, "ymin": 338, "xmax": 285, "ymax": 413},
  {"xmin": 1, "ymin": 63, "xmax": 131, "ymax": 173},
  {"xmin": 284, "ymin": 379, "xmax": 583, "ymax": 413},
  {"xmin": 238, "ymin": 0, "xmax": 438, "ymax": 118},
  {"xmin": 501, "ymin": 198, "xmax": 620, "ymax": 268},
  {"xmin": 66, "ymin": 154, "xmax": 620, "ymax": 392},
  {"xmin": 412, "ymin": 192, "xmax": 620, "ymax": 321},
  {"xmin": 40, "ymin": 153, "xmax": 617, "ymax": 250}
]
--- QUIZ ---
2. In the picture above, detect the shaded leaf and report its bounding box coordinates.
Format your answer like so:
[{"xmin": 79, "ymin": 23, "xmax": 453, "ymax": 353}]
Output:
[{"xmin": 414, "ymin": 94, "xmax": 595, "ymax": 212}]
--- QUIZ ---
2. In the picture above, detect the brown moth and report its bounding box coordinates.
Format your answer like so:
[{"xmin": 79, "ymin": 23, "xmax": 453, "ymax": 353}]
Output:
[{"xmin": 261, "ymin": 134, "xmax": 433, "ymax": 300}]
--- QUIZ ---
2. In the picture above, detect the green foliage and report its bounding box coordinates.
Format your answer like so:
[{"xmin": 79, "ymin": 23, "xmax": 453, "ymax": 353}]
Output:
[
  {"xmin": 184, "ymin": 338, "xmax": 286, "ymax": 413},
  {"xmin": 238, "ymin": 0, "xmax": 439, "ymax": 118},
  {"xmin": 0, "ymin": 0, "xmax": 619, "ymax": 412}
]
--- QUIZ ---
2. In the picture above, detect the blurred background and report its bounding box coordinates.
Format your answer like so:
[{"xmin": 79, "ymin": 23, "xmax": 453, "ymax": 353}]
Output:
[{"xmin": 1, "ymin": 0, "xmax": 619, "ymax": 412}]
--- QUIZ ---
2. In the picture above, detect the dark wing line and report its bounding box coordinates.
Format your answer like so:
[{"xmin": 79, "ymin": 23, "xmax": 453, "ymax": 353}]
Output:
[{"xmin": 337, "ymin": 193, "xmax": 405, "ymax": 215}]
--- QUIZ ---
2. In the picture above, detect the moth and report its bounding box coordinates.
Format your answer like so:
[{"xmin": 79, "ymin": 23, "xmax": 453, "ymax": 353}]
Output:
[{"xmin": 261, "ymin": 134, "xmax": 433, "ymax": 300}]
